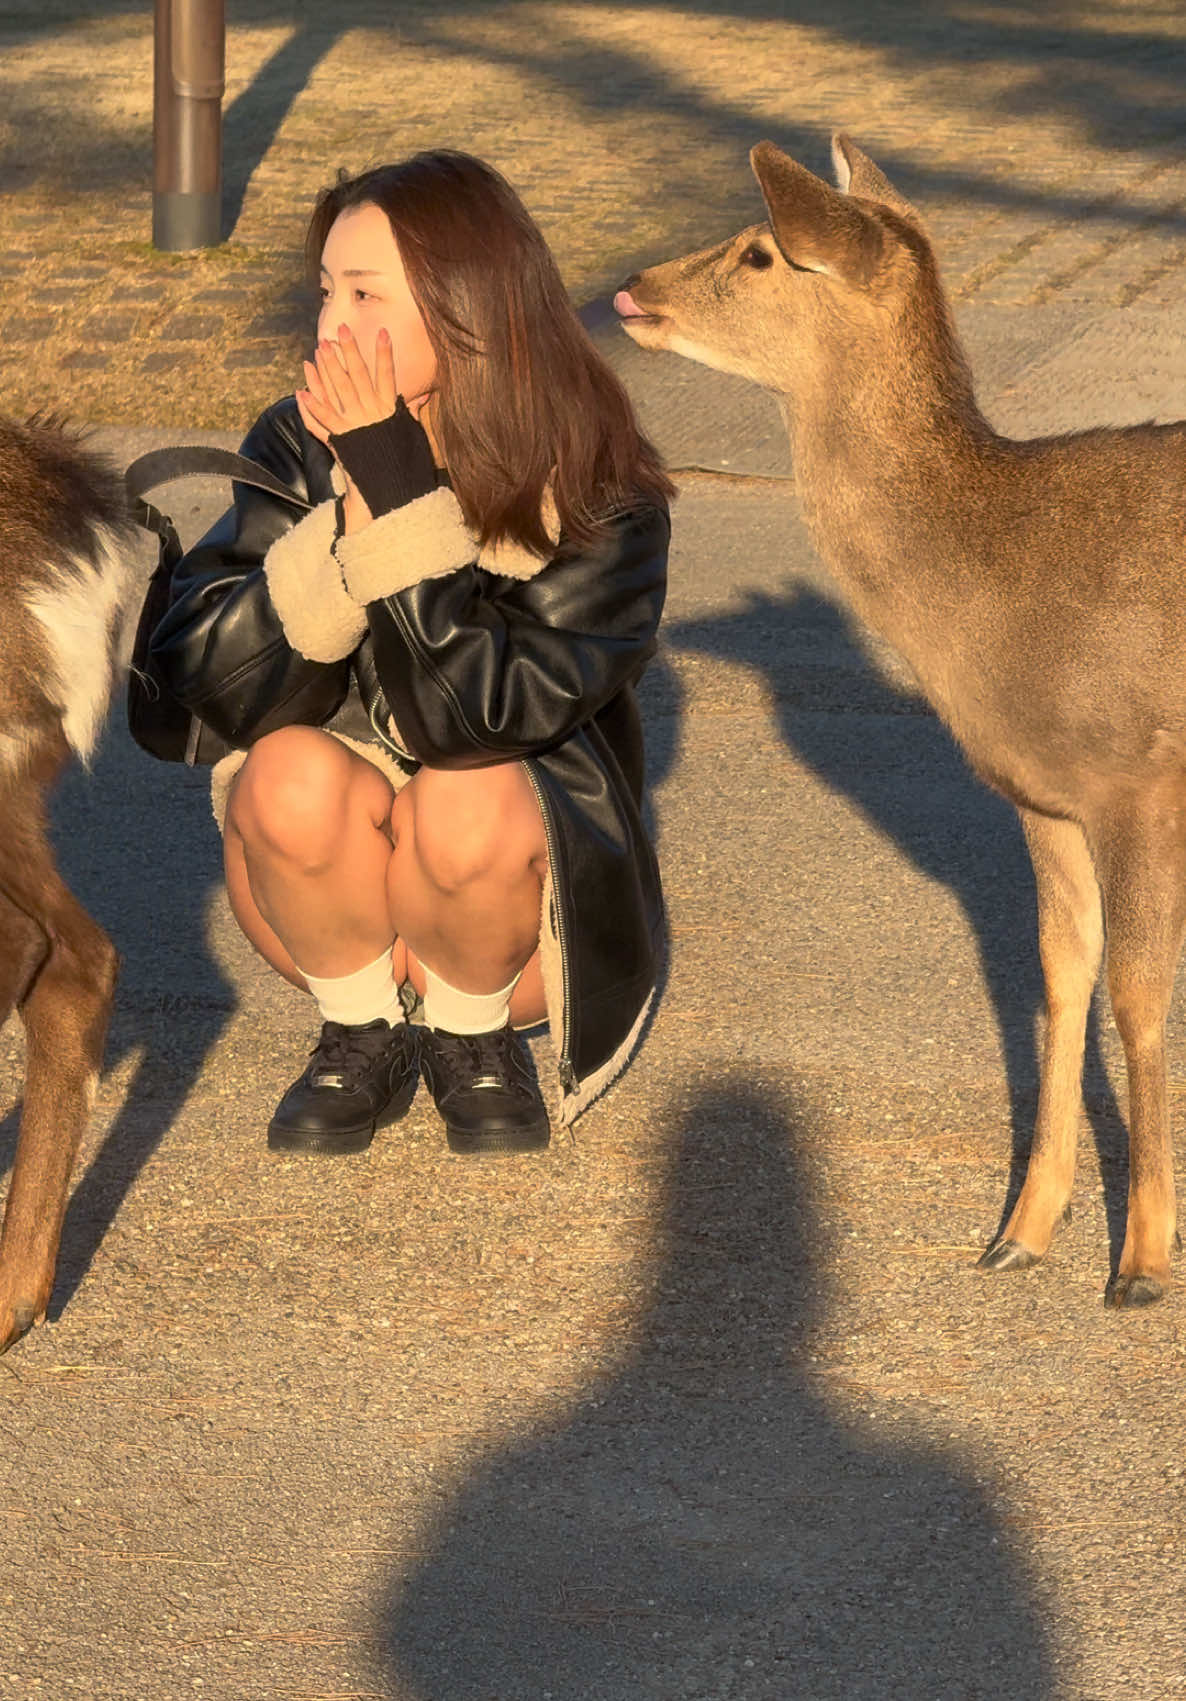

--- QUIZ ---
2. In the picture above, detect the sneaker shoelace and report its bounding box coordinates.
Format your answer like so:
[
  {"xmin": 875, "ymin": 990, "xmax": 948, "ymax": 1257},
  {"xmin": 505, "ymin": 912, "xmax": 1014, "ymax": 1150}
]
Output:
[
  {"xmin": 309, "ymin": 1020, "xmax": 403, "ymax": 1092},
  {"xmin": 429, "ymin": 1026, "xmax": 526, "ymax": 1094}
]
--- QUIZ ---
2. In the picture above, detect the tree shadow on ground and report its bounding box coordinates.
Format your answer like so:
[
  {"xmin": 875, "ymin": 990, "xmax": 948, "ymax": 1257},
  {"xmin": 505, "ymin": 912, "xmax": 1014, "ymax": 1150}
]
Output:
[
  {"xmin": 392, "ymin": 0, "xmax": 1186, "ymax": 224},
  {"xmin": 381, "ymin": 1076, "xmax": 1055, "ymax": 1698},
  {"xmin": 6, "ymin": 0, "xmax": 1186, "ymax": 258},
  {"xmin": 219, "ymin": 24, "xmax": 347, "ymax": 237},
  {"xmin": 657, "ymin": 585, "xmax": 1129, "ymax": 1265}
]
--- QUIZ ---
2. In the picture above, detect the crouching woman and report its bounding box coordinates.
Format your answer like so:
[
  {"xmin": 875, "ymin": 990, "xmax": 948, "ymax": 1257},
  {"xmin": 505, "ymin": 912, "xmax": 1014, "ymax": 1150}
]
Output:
[{"xmin": 146, "ymin": 150, "xmax": 673, "ymax": 1155}]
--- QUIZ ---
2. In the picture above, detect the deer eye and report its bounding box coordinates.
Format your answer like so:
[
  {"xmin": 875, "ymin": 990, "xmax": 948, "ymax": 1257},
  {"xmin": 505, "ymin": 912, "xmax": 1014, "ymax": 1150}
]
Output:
[{"xmin": 740, "ymin": 244, "xmax": 774, "ymax": 270}]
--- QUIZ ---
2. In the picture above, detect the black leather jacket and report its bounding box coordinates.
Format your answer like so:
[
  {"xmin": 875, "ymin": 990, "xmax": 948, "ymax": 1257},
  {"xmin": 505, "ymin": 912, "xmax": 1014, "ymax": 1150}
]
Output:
[{"xmin": 147, "ymin": 398, "xmax": 670, "ymax": 1115}]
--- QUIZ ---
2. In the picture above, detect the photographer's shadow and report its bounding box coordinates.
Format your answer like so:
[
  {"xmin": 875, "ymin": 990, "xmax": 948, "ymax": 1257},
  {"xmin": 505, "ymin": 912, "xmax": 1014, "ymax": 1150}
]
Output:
[{"xmin": 382, "ymin": 1078, "xmax": 1053, "ymax": 1697}]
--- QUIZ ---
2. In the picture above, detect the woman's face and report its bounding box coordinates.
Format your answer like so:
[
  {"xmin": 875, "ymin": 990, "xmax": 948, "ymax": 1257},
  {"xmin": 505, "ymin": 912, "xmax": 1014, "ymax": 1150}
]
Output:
[{"xmin": 318, "ymin": 202, "xmax": 438, "ymax": 405}]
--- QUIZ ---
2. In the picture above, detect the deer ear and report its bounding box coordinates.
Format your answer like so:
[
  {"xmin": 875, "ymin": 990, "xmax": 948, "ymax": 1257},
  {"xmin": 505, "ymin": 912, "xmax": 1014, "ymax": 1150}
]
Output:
[
  {"xmin": 750, "ymin": 140, "xmax": 885, "ymax": 287},
  {"xmin": 831, "ymin": 132, "xmax": 920, "ymax": 223}
]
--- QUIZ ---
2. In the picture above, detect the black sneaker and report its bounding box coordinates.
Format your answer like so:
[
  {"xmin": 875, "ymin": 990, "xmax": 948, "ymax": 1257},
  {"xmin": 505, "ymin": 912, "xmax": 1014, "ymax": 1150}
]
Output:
[
  {"xmin": 267, "ymin": 1019, "xmax": 419, "ymax": 1155},
  {"xmin": 418, "ymin": 1023, "xmax": 550, "ymax": 1154}
]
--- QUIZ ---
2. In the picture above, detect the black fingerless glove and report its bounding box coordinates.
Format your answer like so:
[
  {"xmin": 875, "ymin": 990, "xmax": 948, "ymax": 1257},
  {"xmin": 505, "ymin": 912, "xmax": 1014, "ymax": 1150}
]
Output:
[{"xmin": 329, "ymin": 399, "xmax": 439, "ymax": 518}]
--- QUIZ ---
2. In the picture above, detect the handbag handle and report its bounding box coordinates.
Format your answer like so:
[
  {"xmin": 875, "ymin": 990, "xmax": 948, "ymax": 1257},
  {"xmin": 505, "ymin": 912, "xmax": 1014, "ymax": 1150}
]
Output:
[
  {"xmin": 125, "ymin": 444, "xmax": 315, "ymax": 507},
  {"xmin": 124, "ymin": 445, "xmax": 314, "ymax": 549},
  {"xmin": 123, "ymin": 446, "xmax": 317, "ymax": 768}
]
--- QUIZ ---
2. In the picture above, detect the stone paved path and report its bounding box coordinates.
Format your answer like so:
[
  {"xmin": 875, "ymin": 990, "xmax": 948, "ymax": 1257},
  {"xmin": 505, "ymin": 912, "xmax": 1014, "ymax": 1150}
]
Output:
[{"xmin": 4, "ymin": 1, "xmax": 1186, "ymax": 428}]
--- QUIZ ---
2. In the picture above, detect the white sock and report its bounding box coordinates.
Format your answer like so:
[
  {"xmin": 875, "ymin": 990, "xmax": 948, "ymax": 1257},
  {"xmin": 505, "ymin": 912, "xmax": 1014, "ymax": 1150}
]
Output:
[
  {"xmin": 300, "ymin": 945, "xmax": 405, "ymax": 1027},
  {"xmin": 423, "ymin": 963, "xmax": 522, "ymax": 1035}
]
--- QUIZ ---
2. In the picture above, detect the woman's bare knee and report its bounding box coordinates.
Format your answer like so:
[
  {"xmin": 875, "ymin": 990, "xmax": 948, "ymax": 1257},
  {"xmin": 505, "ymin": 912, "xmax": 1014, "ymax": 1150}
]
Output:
[
  {"xmin": 230, "ymin": 728, "xmax": 388, "ymax": 866},
  {"xmin": 396, "ymin": 763, "xmax": 546, "ymax": 893}
]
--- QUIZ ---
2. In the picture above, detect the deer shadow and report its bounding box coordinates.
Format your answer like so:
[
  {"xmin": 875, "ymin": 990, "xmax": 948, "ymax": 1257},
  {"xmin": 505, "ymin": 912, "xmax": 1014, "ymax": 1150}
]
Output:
[
  {"xmin": 651, "ymin": 584, "xmax": 1129, "ymax": 1266},
  {"xmin": 381, "ymin": 1076, "xmax": 1055, "ymax": 1698}
]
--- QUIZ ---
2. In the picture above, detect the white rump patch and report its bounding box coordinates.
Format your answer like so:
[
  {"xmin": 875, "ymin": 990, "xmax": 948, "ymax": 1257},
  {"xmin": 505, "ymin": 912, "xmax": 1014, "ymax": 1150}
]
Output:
[{"xmin": 25, "ymin": 524, "xmax": 138, "ymax": 766}]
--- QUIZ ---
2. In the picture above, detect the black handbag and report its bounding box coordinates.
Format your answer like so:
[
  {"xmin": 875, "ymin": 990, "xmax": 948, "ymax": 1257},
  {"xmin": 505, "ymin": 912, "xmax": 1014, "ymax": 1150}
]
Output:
[{"xmin": 124, "ymin": 446, "xmax": 312, "ymax": 765}]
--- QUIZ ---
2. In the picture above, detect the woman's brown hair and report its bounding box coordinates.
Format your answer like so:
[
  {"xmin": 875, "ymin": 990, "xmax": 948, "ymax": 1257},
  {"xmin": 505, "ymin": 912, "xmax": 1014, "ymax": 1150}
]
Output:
[{"xmin": 305, "ymin": 150, "xmax": 674, "ymax": 555}]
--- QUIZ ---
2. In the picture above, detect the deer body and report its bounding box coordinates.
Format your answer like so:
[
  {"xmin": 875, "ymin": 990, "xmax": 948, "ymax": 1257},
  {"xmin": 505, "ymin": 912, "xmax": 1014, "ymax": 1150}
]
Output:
[
  {"xmin": 0, "ymin": 417, "xmax": 135, "ymax": 1350},
  {"xmin": 618, "ymin": 133, "xmax": 1186, "ymax": 1304},
  {"xmin": 800, "ymin": 415, "xmax": 1186, "ymax": 821}
]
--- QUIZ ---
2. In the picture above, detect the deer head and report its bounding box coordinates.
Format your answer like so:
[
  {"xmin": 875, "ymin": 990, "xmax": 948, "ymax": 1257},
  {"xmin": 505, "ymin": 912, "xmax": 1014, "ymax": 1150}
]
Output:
[{"xmin": 615, "ymin": 135, "xmax": 948, "ymax": 403}]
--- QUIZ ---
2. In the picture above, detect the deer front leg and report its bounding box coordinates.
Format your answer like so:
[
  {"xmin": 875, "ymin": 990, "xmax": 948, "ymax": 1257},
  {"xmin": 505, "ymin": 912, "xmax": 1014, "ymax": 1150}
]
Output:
[
  {"xmin": 1096, "ymin": 813, "xmax": 1186, "ymax": 1308},
  {"xmin": 0, "ymin": 893, "xmax": 117, "ymax": 1352},
  {"xmin": 979, "ymin": 810, "xmax": 1102, "ymax": 1274}
]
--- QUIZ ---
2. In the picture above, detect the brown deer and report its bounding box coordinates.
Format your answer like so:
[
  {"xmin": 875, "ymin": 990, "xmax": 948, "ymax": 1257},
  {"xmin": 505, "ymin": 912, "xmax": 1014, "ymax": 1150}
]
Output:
[
  {"xmin": 616, "ymin": 133, "xmax": 1186, "ymax": 1307},
  {"xmin": 0, "ymin": 416, "xmax": 136, "ymax": 1350}
]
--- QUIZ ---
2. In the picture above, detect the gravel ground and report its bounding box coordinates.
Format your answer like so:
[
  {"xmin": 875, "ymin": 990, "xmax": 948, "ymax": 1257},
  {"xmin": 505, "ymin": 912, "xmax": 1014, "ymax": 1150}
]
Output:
[{"xmin": 4, "ymin": 4, "xmax": 1186, "ymax": 1697}]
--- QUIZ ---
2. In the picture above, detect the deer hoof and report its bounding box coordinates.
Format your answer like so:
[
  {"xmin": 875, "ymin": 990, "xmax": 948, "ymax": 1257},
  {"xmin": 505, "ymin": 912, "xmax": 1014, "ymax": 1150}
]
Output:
[
  {"xmin": 1105, "ymin": 1272, "xmax": 1165, "ymax": 1309},
  {"xmin": 0, "ymin": 1302, "xmax": 40, "ymax": 1354},
  {"xmin": 977, "ymin": 1238, "xmax": 1040, "ymax": 1274}
]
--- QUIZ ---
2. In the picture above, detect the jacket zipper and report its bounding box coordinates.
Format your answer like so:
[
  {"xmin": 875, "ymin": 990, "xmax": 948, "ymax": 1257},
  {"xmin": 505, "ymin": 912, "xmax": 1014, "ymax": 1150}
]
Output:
[
  {"xmin": 184, "ymin": 715, "xmax": 203, "ymax": 766},
  {"xmin": 524, "ymin": 760, "xmax": 575, "ymax": 1091},
  {"xmin": 366, "ymin": 689, "xmax": 414, "ymax": 765}
]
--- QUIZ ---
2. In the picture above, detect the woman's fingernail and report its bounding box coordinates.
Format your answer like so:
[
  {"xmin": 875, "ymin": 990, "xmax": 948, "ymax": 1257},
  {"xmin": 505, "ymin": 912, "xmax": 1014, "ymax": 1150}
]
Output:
[{"xmin": 339, "ymin": 323, "xmax": 351, "ymax": 339}]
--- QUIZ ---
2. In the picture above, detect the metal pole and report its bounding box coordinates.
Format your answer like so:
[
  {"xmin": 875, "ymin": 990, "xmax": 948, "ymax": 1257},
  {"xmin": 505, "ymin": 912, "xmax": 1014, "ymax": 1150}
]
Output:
[{"xmin": 153, "ymin": 0, "xmax": 225, "ymax": 251}]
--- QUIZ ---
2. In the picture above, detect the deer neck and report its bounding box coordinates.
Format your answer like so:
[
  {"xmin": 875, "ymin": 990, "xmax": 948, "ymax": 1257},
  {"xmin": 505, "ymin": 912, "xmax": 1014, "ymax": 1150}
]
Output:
[{"xmin": 780, "ymin": 317, "xmax": 998, "ymax": 697}]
